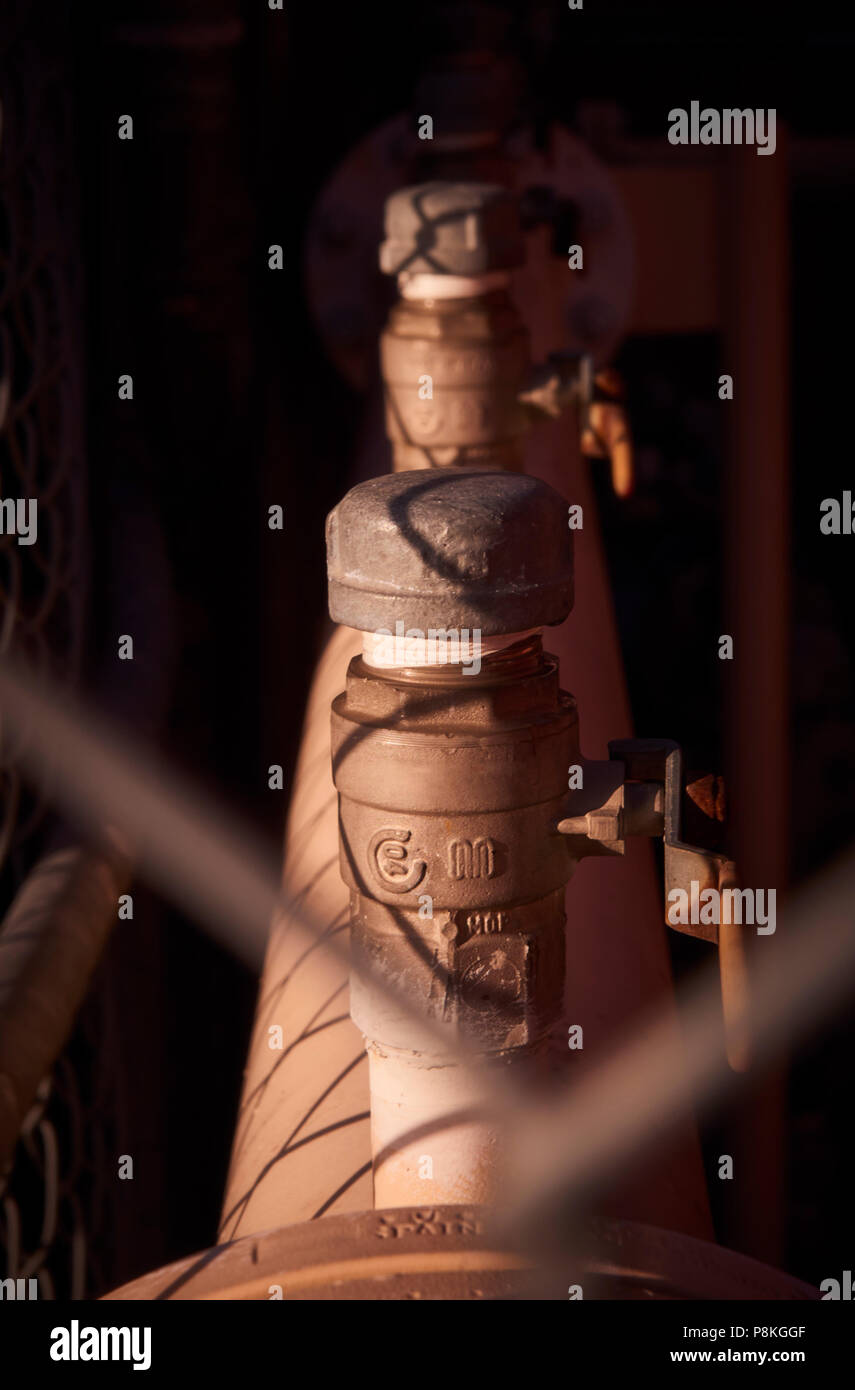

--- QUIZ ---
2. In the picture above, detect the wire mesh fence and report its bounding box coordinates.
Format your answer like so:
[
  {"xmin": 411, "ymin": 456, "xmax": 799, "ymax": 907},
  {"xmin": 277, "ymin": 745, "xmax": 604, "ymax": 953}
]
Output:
[{"xmin": 0, "ymin": 1, "xmax": 93, "ymax": 1300}]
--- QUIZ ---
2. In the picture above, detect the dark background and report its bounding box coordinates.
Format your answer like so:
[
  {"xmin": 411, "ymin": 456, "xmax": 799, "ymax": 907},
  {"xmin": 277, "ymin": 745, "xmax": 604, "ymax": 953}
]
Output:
[{"xmin": 1, "ymin": 0, "xmax": 853, "ymax": 1296}]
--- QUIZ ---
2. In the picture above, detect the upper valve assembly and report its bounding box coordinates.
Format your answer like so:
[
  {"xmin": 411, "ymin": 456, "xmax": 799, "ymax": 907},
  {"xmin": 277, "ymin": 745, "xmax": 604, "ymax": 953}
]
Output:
[{"xmin": 378, "ymin": 181, "xmax": 634, "ymax": 495}]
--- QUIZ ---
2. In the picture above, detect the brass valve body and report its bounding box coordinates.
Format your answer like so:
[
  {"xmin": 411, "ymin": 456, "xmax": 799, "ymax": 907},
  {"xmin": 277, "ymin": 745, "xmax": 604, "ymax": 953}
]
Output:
[
  {"xmin": 331, "ymin": 644, "xmax": 578, "ymax": 1055},
  {"xmin": 380, "ymin": 291, "xmax": 530, "ymax": 472}
]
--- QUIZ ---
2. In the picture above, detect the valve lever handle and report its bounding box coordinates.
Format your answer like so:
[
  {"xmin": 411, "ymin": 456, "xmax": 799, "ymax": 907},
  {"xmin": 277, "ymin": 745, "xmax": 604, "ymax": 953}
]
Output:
[{"xmin": 607, "ymin": 739, "xmax": 750, "ymax": 1072}]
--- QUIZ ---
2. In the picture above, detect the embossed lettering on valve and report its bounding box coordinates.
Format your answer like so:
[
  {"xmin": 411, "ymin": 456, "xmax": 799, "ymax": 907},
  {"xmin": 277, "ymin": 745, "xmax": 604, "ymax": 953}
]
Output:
[
  {"xmin": 464, "ymin": 910, "xmax": 507, "ymax": 935},
  {"xmin": 447, "ymin": 836, "xmax": 500, "ymax": 879},
  {"xmin": 368, "ymin": 827, "xmax": 426, "ymax": 892}
]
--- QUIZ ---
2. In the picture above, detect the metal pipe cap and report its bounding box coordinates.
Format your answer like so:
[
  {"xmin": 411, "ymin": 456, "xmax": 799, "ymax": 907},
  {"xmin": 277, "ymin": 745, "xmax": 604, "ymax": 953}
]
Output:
[
  {"xmin": 379, "ymin": 183, "xmax": 524, "ymax": 277},
  {"xmin": 326, "ymin": 470, "xmax": 573, "ymax": 636}
]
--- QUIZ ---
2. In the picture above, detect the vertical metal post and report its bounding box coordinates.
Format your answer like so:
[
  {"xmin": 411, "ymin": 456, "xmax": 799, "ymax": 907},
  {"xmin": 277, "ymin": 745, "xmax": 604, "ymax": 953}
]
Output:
[{"xmin": 722, "ymin": 130, "xmax": 790, "ymax": 1265}]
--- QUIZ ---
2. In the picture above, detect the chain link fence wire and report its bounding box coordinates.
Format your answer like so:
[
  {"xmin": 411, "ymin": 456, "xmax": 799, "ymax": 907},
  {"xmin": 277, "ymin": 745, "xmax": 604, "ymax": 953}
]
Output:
[{"xmin": 1, "ymin": 0, "xmax": 95, "ymax": 1300}]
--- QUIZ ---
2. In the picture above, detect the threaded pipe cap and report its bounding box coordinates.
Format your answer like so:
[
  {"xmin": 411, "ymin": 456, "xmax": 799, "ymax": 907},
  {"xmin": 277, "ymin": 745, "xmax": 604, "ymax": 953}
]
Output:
[
  {"xmin": 326, "ymin": 470, "xmax": 573, "ymax": 636},
  {"xmin": 379, "ymin": 182, "xmax": 524, "ymax": 277}
]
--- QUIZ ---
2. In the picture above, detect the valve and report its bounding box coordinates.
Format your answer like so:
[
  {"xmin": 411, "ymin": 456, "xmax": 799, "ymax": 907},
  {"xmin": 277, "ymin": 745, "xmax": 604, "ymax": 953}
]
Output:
[
  {"xmin": 327, "ymin": 471, "xmax": 575, "ymax": 1062},
  {"xmin": 328, "ymin": 469, "xmax": 577, "ymax": 1203},
  {"xmin": 326, "ymin": 468, "xmax": 744, "ymax": 1205},
  {"xmin": 378, "ymin": 180, "xmax": 634, "ymax": 494}
]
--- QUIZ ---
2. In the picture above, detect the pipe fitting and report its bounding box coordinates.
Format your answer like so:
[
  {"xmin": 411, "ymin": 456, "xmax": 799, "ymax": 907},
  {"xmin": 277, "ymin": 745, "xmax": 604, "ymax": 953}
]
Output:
[
  {"xmin": 380, "ymin": 292, "xmax": 531, "ymax": 471},
  {"xmin": 379, "ymin": 182, "xmax": 531, "ymax": 472},
  {"xmin": 326, "ymin": 469, "xmax": 574, "ymax": 636},
  {"xmin": 379, "ymin": 182, "xmax": 524, "ymax": 278},
  {"xmin": 333, "ymin": 652, "xmax": 578, "ymax": 1056}
]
